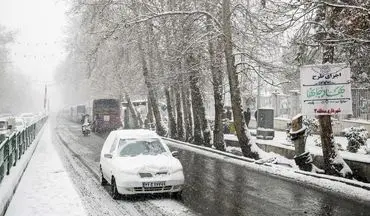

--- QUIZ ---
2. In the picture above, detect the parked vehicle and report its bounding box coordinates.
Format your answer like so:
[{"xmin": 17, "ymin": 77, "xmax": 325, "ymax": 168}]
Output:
[
  {"xmin": 92, "ymin": 99, "xmax": 121, "ymax": 133},
  {"xmin": 100, "ymin": 129, "xmax": 184, "ymax": 199}
]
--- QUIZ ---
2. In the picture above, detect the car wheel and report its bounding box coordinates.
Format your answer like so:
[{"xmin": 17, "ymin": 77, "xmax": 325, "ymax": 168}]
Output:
[
  {"xmin": 111, "ymin": 178, "xmax": 120, "ymax": 200},
  {"xmin": 100, "ymin": 168, "xmax": 107, "ymax": 186}
]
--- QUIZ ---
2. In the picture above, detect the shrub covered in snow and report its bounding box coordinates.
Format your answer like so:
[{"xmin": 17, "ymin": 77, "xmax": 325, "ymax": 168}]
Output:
[
  {"xmin": 303, "ymin": 118, "xmax": 319, "ymax": 136},
  {"xmin": 343, "ymin": 127, "xmax": 368, "ymax": 153}
]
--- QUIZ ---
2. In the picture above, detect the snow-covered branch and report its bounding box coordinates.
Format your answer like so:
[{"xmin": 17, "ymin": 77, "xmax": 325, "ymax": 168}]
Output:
[
  {"xmin": 124, "ymin": 11, "xmax": 222, "ymax": 29},
  {"xmin": 235, "ymin": 61, "xmax": 291, "ymax": 87},
  {"xmin": 320, "ymin": 1, "xmax": 370, "ymax": 13}
]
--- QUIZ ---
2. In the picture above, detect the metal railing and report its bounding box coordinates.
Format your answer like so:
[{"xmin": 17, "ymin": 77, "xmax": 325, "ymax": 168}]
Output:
[
  {"xmin": 352, "ymin": 88, "xmax": 370, "ymax": 120},
  {"xmin": 0, "ymin": 116, "xmax": 48, "ymax": 183}
]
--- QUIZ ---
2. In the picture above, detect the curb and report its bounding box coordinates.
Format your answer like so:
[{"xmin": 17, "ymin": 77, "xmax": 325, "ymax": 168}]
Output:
[{"xmin": 162, "ymin": 137, "xmax": 370, "ymax": 191}]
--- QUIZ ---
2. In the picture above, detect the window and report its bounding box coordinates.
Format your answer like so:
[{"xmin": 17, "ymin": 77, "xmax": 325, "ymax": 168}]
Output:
[{"xmin": 118, "ymin": 138, "xmax": 166, "ymax": 157}]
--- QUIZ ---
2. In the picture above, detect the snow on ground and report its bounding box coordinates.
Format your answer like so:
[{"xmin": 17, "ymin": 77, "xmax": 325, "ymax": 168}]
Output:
[
  {"xmin": 149, "ymin": 200, "xmax": 195, "ymax": 216},
  {"xmin": 226, "ymin": 146, "xmax": 298, "ymax": 169},
  {"xmin": 5, "ymin": 124, "xmax": 87, "ymax": 216}
]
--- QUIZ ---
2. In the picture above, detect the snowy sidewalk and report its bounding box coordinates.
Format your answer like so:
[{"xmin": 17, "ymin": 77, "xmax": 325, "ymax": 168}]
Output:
[{"xmin": 5, "ymin": 124, "xmax": 87, "ymax": 216}]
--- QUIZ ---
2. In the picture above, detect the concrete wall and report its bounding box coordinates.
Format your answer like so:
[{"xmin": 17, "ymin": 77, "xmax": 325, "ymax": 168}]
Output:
[{"xmin": 224, "ymin": 139, "xmax": 370, "ymax": 183}]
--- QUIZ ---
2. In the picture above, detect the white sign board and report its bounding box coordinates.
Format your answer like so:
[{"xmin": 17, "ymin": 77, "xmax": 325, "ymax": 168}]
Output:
[{"xmin": 300, "ymin": 63, "xmax": 352, "ymax": 115}]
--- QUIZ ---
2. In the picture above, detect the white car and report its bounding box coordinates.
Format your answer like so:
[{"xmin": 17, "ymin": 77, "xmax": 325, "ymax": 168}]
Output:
[{"xmin": 100, "ymin": 129, "xmax": 184, "ymax": 199}]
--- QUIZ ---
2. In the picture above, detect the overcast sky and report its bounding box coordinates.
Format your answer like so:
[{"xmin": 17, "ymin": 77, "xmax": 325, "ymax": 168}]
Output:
[
  {"xmin": 0, "ymin": 0, "xmax": 68, "ymax": 83},
  {"xmin": 0, "ymin": 0, "xmax": 69, "ymax": 111}
]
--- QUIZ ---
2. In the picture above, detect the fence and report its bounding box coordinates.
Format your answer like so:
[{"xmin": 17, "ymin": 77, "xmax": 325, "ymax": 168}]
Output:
[
  {"xmin": 0, "ymin": 116, "xmax": 48, "ymax": 183},
  {"xmin": 352, "ymin": 88, "xmax": 370, "ymax": 120}
]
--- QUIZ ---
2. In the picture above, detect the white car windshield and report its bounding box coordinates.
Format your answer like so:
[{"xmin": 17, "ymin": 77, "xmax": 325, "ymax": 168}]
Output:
[{"xmin": 118, "ymin": 138, "xmax": 166, "ymax": 157}]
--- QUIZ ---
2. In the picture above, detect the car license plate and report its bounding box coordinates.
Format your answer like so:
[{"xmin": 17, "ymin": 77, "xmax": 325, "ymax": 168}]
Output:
[{"xmin": 143, "ymin": 181, "xmax": 165, "ymax": 187}]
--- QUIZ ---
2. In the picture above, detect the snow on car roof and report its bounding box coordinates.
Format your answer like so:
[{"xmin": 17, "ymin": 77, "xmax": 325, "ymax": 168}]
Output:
[{"xmin": 114, "ymin": 129, "xmax": 160, "ymax": 139}]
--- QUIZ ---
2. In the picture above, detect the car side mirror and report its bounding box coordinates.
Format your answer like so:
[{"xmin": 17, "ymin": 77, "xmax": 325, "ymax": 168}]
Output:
[
  {"xmin": 172, "ymin": 151, "xmax": 179, "ymax": 158},
  {"xmin": 7, "ymin": 125, "xmax": 12, "ymax": 130},
  {"xmin": 104, "ymin": 153, "xmax": 113, "ymax": 159}
]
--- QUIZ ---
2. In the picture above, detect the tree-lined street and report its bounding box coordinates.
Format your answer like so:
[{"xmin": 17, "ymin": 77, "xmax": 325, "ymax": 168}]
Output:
[{"xmin": 1, "ymin": 0, "xmax": 370, "ymax": 215}]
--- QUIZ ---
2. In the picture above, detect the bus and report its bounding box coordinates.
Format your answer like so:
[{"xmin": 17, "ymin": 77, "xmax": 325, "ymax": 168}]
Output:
[{"xmin": 91, "ymin": 99, "xmax": 122, "ymax": 133}]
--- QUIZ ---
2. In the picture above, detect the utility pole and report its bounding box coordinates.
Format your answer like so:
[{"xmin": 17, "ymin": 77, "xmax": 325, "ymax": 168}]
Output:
[{"xmin": 44, "ymin": 84, "xmax": 48, "ymax": 112}]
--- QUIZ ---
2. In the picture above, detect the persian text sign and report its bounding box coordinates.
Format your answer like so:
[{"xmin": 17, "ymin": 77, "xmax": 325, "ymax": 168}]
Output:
[{"xmin": 300, "ymin": 63, "xmax": 352, "ymax": 115}]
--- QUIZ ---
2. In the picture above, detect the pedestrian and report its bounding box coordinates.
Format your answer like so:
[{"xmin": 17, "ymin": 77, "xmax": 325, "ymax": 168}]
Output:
[{"xmin": 244, "ymin": 108, "xmax": 251, "ymax": 127}]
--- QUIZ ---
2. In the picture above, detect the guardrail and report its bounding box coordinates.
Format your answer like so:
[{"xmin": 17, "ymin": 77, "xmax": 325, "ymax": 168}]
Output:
[{"xmin": 0, "ymin": 116, "xmax": 48, "ymax": 183}]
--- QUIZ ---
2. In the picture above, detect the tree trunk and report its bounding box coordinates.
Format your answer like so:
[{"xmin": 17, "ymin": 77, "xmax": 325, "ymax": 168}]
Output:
[
  {"xmin": 222, "ymin": 0, "xmax": 260, "ymax": 159},
  {"xmin": 175, "ymin": 86, "xmax": 185, "ymax": 141},
  {"xmin": 182, "ymin": 83, "xmax": 193, "ymax": 142},
  {"xmin": 146, "ymin": 95, "xmax": 154, "ymax": 129},
  {"xmin": 137, "ymin": 34, "xmax": 167, "ymax": 136},
  {"xmin": 207, "ymin": 13, "xmax": 226, "ymax": 151},
  {"xmin": 187, "ymin": 54, "xmax": 211, "ymax": 147},
  {"xmin": 317, "ymin": 4, "xmax": 352, "ymax": 178},
  {"xmin": 165, "ymin": 86, "xmax": 177, "ymax": 138},
  {"xmin": 199, "ymin": 100, "xmax": 212, "ymax": 147},
  {"xmin": 125, "ymin": 93, "xmax": 142, "ymax": 128},
  {"xmin": 188, "ymin": 54, "xmax": 203, "ymax": 145}
]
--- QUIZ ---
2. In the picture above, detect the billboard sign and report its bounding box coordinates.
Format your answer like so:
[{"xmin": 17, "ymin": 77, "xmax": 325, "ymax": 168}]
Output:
[{"xmin": 300, "ymin": 63, "xmax": 352, "ymax": 115}]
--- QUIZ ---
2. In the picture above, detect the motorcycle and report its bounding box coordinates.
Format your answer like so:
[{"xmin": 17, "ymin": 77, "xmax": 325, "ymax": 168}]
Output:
[{"xmin": 82, "ymin": 122, "xmax": 91, "ymax": 136}]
